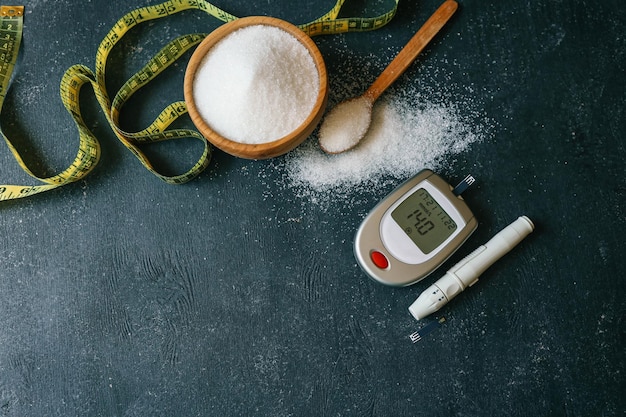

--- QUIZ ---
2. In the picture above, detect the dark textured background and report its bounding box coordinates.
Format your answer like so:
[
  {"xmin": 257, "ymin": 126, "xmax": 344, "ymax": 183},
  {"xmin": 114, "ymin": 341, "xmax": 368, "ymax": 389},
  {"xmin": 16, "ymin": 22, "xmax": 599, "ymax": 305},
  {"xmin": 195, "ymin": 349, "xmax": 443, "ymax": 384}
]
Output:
[{"xmin": 0, "ymin": 0, "xmax": 624, "ymax": 416}]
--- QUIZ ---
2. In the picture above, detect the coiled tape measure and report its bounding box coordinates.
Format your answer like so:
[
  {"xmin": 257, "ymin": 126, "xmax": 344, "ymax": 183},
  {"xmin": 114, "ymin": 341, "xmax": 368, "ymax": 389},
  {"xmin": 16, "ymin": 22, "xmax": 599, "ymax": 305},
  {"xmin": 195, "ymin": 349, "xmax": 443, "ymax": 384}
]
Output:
[{"xmin": 0, "ymin": 0, "xmax": 399, "ymax": 201}]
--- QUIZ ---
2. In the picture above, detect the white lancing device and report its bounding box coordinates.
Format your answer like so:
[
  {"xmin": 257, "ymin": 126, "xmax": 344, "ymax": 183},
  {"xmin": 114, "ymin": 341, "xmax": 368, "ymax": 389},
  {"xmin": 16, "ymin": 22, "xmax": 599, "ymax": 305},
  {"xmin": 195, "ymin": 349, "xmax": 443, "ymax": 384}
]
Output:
[{"xmin": 408, "ymin": 216, "xmax": 535, "ymax": 320}]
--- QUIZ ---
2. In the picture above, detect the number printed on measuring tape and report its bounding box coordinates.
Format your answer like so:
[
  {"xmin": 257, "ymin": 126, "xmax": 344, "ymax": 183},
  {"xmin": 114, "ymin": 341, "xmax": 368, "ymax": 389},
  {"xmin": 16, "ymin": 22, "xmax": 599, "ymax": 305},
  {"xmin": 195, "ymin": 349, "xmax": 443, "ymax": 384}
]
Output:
[{"xmin": 0, "ymin": 0, "xmax": 399, "ymax": 201}]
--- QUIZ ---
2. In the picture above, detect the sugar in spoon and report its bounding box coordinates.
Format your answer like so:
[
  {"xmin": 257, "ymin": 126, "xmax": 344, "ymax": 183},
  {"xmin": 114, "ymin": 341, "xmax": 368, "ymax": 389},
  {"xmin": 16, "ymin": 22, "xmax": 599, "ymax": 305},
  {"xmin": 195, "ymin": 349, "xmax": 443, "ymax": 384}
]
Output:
[{"xmin": 319, "ymin": 0, "xmax": 458, "ymax": 154}]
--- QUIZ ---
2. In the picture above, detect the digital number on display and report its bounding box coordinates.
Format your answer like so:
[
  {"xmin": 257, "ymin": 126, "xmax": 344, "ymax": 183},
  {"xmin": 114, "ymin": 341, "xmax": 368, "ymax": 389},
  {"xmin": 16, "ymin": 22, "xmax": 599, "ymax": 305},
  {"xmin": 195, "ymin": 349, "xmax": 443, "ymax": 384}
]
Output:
[{"xmin": 391, "ymin": 188, "xmax": 457, "ymax": 254}]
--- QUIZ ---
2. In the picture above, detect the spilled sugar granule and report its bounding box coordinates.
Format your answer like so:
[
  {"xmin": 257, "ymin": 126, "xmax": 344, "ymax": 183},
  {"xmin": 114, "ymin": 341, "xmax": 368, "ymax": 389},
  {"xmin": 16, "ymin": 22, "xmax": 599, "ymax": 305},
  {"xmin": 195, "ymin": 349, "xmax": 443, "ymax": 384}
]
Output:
[{"xmin": 280, "ymin": 88, "xmax": 489, "ymax": 207}]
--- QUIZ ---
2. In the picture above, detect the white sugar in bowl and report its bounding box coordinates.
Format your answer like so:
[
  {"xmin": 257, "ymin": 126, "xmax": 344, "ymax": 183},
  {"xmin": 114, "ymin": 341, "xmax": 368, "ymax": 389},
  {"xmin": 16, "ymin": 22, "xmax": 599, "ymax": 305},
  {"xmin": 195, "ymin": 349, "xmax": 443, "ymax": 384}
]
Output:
[{"xmin": 184, "ymin": 16, "xmax": 328, "ymax": 159}]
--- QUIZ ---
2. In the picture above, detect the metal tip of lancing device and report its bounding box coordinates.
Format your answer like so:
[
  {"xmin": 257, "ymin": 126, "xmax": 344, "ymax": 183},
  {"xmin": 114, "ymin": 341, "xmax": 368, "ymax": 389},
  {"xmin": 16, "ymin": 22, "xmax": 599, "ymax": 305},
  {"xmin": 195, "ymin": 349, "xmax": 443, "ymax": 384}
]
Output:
[
  {"xmin": 409, "ymin": 317, "xmax": 446, "ymax": 343},
  {"xmin": 452, "ymin": 174, "xmax": 475, "ymax": 196}
]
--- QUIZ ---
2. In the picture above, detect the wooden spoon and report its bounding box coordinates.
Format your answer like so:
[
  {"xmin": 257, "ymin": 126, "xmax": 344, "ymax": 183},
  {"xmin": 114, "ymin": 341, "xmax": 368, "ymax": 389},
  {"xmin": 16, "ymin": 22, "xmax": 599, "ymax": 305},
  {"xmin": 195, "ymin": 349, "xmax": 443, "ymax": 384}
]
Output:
[{"xmin": 319, "ymin": 0, "xmax": 458, "ymax": 154}]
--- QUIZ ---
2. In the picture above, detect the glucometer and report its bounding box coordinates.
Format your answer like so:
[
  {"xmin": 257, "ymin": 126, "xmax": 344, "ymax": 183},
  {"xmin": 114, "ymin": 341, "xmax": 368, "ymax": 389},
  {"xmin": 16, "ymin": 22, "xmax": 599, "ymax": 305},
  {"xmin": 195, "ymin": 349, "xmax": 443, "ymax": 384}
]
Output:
[{"xmin": 354, "ymin": 169, "xmax": 477, "ymax": 286}]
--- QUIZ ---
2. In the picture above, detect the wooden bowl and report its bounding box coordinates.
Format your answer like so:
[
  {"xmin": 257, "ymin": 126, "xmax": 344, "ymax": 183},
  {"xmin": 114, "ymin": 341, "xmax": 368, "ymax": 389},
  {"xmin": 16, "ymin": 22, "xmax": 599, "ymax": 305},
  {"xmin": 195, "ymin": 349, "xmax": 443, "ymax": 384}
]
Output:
[{"xmin": 184, "ymin": 16, "xmax": 328, "ymax": 160}]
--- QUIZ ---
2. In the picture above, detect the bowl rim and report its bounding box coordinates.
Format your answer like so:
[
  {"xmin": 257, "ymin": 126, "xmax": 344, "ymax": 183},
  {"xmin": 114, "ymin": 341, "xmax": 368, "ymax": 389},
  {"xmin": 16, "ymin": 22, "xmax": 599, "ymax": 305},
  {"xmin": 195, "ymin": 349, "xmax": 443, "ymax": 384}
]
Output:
[{"xmin": 184, "ymin": 16, "xmax": 328, "ymax": 159}]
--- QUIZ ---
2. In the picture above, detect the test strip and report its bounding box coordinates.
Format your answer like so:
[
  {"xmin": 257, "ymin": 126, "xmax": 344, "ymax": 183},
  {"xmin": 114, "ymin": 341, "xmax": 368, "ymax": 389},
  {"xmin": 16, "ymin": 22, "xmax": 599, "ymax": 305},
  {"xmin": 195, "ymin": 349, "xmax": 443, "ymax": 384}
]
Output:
[
  {"xmin": 452, "ymin": 174, "xmax": 475, "ymax": 196},
  {"xmin": 409, "ymin": 317, "xmax": 446, "ymax": 343}
]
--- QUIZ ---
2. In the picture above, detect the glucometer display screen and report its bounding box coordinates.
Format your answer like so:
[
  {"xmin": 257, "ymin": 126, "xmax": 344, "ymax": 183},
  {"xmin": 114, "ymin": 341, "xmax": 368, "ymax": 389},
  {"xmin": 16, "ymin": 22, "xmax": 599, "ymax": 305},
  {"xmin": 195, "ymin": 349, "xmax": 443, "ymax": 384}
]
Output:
[{"xmin": 391, "ymin": 188, "xmax": 457, "ymax": 254}]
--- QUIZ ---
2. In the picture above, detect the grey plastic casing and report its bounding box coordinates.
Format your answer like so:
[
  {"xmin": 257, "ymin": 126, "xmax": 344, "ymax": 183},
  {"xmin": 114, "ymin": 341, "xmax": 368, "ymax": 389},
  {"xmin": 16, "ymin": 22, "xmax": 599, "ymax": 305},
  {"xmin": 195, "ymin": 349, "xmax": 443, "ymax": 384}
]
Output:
[{"xmin": 354, "ymin": 169, "xmax": 477, "ymax": 287}]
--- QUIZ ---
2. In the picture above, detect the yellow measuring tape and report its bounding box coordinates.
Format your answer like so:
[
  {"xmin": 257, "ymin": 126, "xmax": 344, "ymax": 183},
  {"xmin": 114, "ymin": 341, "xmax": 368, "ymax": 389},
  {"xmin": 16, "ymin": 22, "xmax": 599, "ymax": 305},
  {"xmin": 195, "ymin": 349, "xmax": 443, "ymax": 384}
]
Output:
[{"xmin": 0, "ymin": 0, "xmax": 398, "ymax": 201}]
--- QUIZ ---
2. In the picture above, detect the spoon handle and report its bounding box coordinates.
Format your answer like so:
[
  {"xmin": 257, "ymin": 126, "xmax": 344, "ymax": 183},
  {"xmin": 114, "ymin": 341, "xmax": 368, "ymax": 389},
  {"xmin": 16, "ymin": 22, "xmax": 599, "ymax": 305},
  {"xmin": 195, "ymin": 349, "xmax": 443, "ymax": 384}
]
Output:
[{"xmin": 364, "ymin": 0, "xmax": 458, "ymax": 102}]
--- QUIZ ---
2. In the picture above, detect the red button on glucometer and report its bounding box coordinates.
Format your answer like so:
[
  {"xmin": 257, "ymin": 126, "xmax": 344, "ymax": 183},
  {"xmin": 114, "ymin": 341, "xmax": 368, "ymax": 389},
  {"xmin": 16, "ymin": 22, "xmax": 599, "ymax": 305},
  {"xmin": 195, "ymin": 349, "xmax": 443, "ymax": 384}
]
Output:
[{"xmin": 371, "ymin": 251, "xmax": 389, "ymax": 269}]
